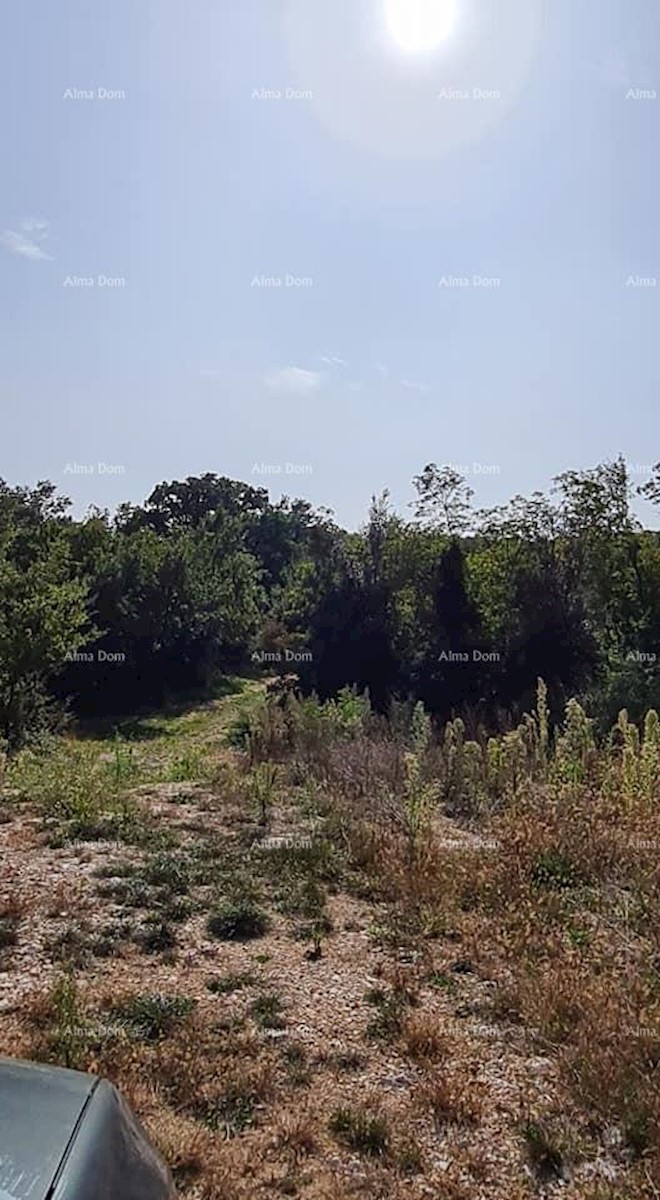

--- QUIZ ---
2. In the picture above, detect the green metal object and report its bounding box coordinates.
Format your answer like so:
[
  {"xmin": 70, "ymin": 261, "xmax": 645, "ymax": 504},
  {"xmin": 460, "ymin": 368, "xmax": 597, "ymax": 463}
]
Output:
[{"xmin": 0, "ymin": 1057, "xmax": 176, "ymax": 1199}]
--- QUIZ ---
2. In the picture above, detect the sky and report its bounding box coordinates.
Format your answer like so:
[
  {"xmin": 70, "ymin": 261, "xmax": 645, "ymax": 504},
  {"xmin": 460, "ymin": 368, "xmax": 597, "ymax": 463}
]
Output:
[{"xmin": 1, "ymin": 0, "xmax": 660, "ymax": 529}]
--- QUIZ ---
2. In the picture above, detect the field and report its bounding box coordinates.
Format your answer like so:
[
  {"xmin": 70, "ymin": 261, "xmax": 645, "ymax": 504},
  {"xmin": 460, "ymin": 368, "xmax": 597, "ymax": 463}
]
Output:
[{"xmin": 1, "ymin": 678, "xmax": 660, "ymax": 1199}]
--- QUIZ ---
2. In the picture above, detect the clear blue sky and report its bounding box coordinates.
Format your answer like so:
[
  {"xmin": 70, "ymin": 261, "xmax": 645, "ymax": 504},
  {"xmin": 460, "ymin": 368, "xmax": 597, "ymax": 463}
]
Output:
[{"xmin": 1, "ymin": 0, "xmax": 659, "ymax": 528}]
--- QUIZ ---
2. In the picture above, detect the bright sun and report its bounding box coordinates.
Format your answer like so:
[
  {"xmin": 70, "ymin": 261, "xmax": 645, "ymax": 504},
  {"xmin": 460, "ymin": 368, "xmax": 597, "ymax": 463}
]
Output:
[{"xmin": 384, "ymin": 0, "xmax": 457, "ymax": 53}]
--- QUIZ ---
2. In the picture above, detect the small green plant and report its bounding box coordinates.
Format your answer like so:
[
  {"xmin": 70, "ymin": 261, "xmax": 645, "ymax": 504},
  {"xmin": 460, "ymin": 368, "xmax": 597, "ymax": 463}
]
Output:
[
  {"xmin": 553, "ymin": 698, "xmax": 595, "ymax": 785},
  {"xmin": 249, "ymin": 762, "xmax": 278, "ymax": 826},
  {"xmin": 401, "ymin": 702, "xmax": 436, "ymax": 862},
  {"xmin": 134, "ymin": 917, "xmax": 177, "ymax": 954},
  {"xmin": 206, "ymin": 971, "xmax": 256, "ymax": 995},
  {"xmin": 250, "ymin": 991, "xmax": 286, "ymax": 1029},
  {"xmin": 427, "ymin": 971, "xmax": 458, "ymax": 995},
  {"xmin": 364, "ymin": 986, "xmax": 406, "ymax": 1042},
  {"xmin": 329, "ymin": 1104, "xmax": 390, "ymax": 1157},
  {"xmin": 111, "ymin": 731, "xmax": 138, "ymax": 786},
  {"xmin": 325, "ymin": 1047, "xmax": 365, "ymax": 1072},
  {"xmin": 521, "ymin": 1120, "xmax": 568, "ymax": 1183},
  {"xmin": 194, "ymin": 1087, "xmax": 258, "ymax": 1137},
  {"xmin": 536, "ymin": 677, "xmax": 550, "ymax": 771},
  {"xmin": 0, "ymin": 901, "xmax": 20, "ymax": 952},
  {"xmin": 142, "ymin": 850, "xmax": 192, "ymax": 893},
  {"xmin": 46, "ymin": 969, "xmax": 85, "ymax": 1068},
  {"xmin": 206, "ymin": 898, "xmax": 269, "ymax": 941},
  {"xmin": 531, "ymin": 850, "xmax": 583, "ymax": 891},
  {"xmin": 112, "ymin": 992, "xmax": 196, "ymax": 1041},
  {"xmin": 166, "ymin": 749, "xmax": 202, "ymax": 782}
]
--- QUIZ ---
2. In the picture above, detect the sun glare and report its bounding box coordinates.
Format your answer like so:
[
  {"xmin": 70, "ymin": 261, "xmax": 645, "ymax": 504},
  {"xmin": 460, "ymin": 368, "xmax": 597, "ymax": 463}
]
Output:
[{"xmin": 384, "ymin": 0, "xmax": 458, "ymax": 53}]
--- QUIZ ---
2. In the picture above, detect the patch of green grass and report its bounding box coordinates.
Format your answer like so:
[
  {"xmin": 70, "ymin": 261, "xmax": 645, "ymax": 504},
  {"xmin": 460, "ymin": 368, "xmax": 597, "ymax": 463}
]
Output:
[
  {"xmin": 34, "ymin": 970, "xmax": 87, "ymax": 1070},
  {"xmin": 112, "ymin": 993, "xmax": 196, "ymax": 1041},
  {"xmin": 281, "ymin": 1040, "xmax": 310, "ymax": 1084},
  {"xmin": 324, "ymin": 1047, "xmax": 365, "ymax": 1073},
  {"xmin": 531, "ymin": 850, "xmax": 584, "ymax": 891},
  {"xmin": 134, "ymin": 917, "xmax": 177, "ymax": 954},
  {"xmin": 46, "ymin": 920, "xmax": 128, "ymax": 967},
  {"xmin": 521, "ymin": 1120, "xmax": 568, "ymax": 1183},
  {"xmin": 0, "ymin": 912, "xmax": 19, "ymax": 951},
  {"xmin": 364, "ymin": 987, "xmax": 406, "ymax": 1042},
  {"xmin": 250, "ymin": 991, "xmax": 286, "ymax": 1030},
  {"xmin": 165, "ymin": 750, "xmax": 204, "ymax": 783},
  {"xmin": 566, "ymin": 923, "xmax": 591, "ymax": 948},
  {"xmin": 206, "ymin": 971, "xmax": 256, "ymax": 995},
  {"xmin": 142, "ymin": 850, "xmax": 192, "ymax": 893},
  {"xmin": 92, "ymin": 860, "xmax": 138, "ymax": 880},
  {"xmin": 206, "ymin": 899, "xmax": 269, "ymax": 942},
  {"xmin": 427, "ymin": 971, "xmax": 458, "ymax": 995},
  {"xmin": 329, "ymin": 1105, "xmax": 390, "ymax": 1157},
  {"xmin": 97, "ymin": 875, "xmax": 152, "ymax": 907},
  {"xmin": 192, "ymin": 1088, "xmax": 258, "ymax": 1136}
]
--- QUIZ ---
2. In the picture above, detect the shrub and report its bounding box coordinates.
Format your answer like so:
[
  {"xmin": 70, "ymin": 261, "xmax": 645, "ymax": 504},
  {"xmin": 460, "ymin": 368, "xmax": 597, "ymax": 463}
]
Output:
[
  {"xmin": 206, "ymin": 899, "xmax": 269, "ymax": 941},
  {"xmin": 112, "ymin": 993, "xmax": 196, "ymax": 1041},
  {"xmin": 328, "ymin": 1104, "xmax": 390, "ymax": 1157}
]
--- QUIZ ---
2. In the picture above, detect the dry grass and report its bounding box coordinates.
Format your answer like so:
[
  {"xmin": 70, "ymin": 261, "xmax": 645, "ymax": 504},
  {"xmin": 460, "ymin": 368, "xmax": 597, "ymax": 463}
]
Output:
[{"xmin": 3, "ymin": 685, "xmax": 660, "ymax": 1196}]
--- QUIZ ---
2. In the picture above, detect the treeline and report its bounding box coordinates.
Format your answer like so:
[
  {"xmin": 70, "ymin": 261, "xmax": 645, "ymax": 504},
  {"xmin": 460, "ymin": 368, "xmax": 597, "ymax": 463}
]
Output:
[{"xmin": 1, "ymin": 458, "xmax": 660, "ymax": 748}]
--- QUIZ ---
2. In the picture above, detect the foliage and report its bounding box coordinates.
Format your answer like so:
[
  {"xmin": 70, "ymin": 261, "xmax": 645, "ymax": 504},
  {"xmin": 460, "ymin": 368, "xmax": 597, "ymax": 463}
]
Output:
[{"xmin": 2, "ymin": 457, "xmax": 660, "ymax": 745}]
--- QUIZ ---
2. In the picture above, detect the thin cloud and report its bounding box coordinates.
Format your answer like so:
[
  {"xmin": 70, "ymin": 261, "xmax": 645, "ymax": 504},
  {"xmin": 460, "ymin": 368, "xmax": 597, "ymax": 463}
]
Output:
[
  {"xmin": 20, "ymin": 217, "xmax": 50, "ymax": 234},
  {"xmin": 400, "ymin": 378, "xmax": 430, "ymax": 394},
  {"xmin": 1, "ymin": 217, "xmax": 53, "ymax": 261},
  {"xmin": 263, "ymin": 366, "xmax": 322, "ymax": 394},
  {"xmin": 374, "ymin": 361, "xmax": 389, "ymax": 378},
  {"xmin": 319, "ymin": 354, "xmax": 348, "ymax": 368}
]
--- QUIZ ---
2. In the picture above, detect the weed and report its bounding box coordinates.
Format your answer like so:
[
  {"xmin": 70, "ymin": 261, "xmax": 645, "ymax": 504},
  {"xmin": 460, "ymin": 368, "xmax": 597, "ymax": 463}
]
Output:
[
  {"xmin": 0, "ymin": 898, "xmax": 20, "ymax": 953},
  {"xmin": 364, "ymin": 986, "xmax": 406, "ymax": 1042},
  {"xmin": 33, "ymin": 970, "xmax": 86, "ymax": 1069},
  {"xmin": 134, "ymin": 917, "xmax": 177, "ymax": 954},
  {"xmin": 250, "ymin": 991, "xmax": 286, "ymax": 1030},
  {"xmin": 328, "ymin": 1104, "xmax": 390, "ymax": 1157},
  {"xmin": 206, "ymin": 971, "xmax": 256, "ymax": 995},
  {"xmin": 112, "ymin": 993, "xmax": 197, "ymax": 1041},
  {"xmin": 207, "ymin": 899, "xmax": 269, "ymax": 941},
  {"xmin": 531, "ymin": 850, "xmax": 584, "ymax": 890},
  {"xmin": 521, "ymin": 1120, "xmax": 568, "ymax": 1183}
]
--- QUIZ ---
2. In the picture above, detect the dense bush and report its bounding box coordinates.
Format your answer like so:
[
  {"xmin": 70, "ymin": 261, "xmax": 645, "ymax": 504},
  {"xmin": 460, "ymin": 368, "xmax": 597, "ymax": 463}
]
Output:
[{"xmin": 2, "ymin": 456, "xmax": 660, "ymax": 746}]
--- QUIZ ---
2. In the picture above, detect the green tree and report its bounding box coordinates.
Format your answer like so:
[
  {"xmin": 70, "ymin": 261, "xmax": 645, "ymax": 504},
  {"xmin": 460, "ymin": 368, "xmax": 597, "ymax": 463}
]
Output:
[{"xmin": 410, "ymin": 464, "xmax": 474, "ymax": 535}]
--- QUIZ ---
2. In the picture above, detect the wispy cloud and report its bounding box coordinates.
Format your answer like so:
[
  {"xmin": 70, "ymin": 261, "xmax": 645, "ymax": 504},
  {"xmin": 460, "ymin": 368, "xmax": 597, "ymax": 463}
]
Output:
[
  {"xmin": 400, "ymin": 378, "xmax": 430, "ymax": 394},
  {"xmin": 319, "ymin": 354, "xmax": 348, "ymax": 368},
  {"xmin": 374, "ymin": 360, "xmax": 389, "ymax": 378},
  {"xmin": 1, "ymin": 217, "xmax": 53, "ymax": 261},
  {"xmin": 263, "ymin": 366, "xmax": 322, "ymax": 395}
]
